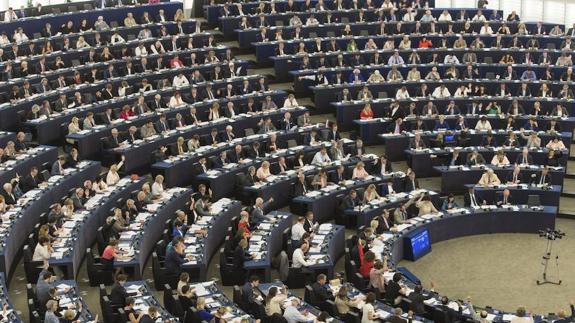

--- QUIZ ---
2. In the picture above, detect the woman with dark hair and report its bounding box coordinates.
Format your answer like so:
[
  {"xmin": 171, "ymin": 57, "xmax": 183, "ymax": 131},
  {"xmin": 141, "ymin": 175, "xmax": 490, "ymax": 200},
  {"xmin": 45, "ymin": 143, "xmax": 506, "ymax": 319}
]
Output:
[{"xmin": 265, "ymin": 286, "xmax": 287, "ymax": 316}]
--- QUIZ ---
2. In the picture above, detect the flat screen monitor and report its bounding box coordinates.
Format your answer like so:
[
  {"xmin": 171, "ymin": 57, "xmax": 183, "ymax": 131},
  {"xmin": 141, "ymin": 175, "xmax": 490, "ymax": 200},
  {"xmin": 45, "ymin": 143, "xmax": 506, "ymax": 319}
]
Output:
[{"xmin": 404, "ymin": 228, "xmax": 432, "ymax": 261}]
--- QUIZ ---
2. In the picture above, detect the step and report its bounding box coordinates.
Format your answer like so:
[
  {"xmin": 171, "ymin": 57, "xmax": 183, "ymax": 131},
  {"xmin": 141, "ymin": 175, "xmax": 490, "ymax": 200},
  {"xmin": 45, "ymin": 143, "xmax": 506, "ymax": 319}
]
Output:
[
  {"xmin": 558, "ymin": 211, "xmax": 575, "ymax": 219},
  {"xmin": 561, "ymin": 191, "xmax": 575, "ymax": 198}
]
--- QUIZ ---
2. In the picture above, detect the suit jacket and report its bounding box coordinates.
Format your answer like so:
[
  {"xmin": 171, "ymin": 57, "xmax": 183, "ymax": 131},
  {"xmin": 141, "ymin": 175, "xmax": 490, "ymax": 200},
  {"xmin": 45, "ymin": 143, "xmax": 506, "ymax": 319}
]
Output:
[
  {"xmin": 533, "ymin": 172, "xmax": 552, "ymax": 186},
  {"xmin": 466, "ymin": 154, "xmax": 486, "ymax": 166},
  {"xmin": 341, "ymin": 195, "xmax": 359, "ymax": 209},
  {"xmin": 311, "ymin": 282, "xmax": 333, "ymax": 302},
  {"xmin": 50, "ymin": 161, "xmax": 62, "ymax": 175},
  {"xmin": 293, "ymin": 181, "xmax": 308, "ymax": 197},
  {"xmin": 20, "ymin": 175, "xmax": 41, "ymax": 192},
  {"xmin": 109, "ymin": 283, "xmax": 128, "ymax": 307},
  {"xmin": 404, "ymin": 178, "xmax": 419, "ymax": 192},
  {"xmin": 1, "ymin": 190, "xmax": 16, "ymax": 205}
]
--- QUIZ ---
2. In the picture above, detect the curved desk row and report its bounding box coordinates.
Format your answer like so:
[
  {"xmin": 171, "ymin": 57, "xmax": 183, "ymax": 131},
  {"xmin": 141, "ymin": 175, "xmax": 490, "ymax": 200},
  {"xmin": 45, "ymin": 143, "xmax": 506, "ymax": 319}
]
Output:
[
  {"xmin": 242, "ymin": 153, "xmax": 377, "ymax": 211},
  {"xmin": 465, "ymin": 184, "xmax": 561, "ymax": 206},
  {"xmin": 202, "ymin": 139, "xmax": 355, "ymax": 202},
  {"xmin": 152, "ymin": 115, "xmax": 326, "ymax": 189},
  {"xmin": 407, "ymin": 146, "xmax": 567, "ymax": 178},
  {"xmin": 314, "ymin": 79, "xmax": 575, "ymax": 112},
  {"xmin": 0, "ymin": 161, "xmax": 100, "ymax": 283},
  {"xmin": 67, "ymin": 90, "xmax": 286, "ymax": 159},
  {"xmin": 379, "ymin": 206, "xmax": 556, "ymax": 321},
  {"xmin": 204, "ymin": 0, "xmax": 439, "ymax": 25},
  {"xmin": 223, "ymin": 7, "xmax": 499, "ymax": 39},
  {"xmin": 124, "ymin": 281, "xmax": 178, "ymax": 321},
  {"xmin": 244, "ymin": 211, "xmax": 293, "ymax": 282},
  {"xmin": 292, "ymin": 173, "xmax": 406, "ymax": 223},
  {"xmin": 24, "ymin": 61, "xmax": 252, "ymax": 144},
  {"xmin": 183, "ymin": 198, "xmax": 243, "ymax": 281},
  {"xmin": 1, "ymin": 66, "xmax": 253, "ymax": 132},
  {"xmin": 344, "ymin": 188, "xmax": 440, "ymax": 228},
  {"xmin": 50, "ymin": 177, "xmax": 146, "ymax": 279},
  {"xmin": 240, "ymin": 20, "xmax": 558, "ymax": 49},
  {"xmin": 340, "ymin": 99, "xmax": 575, "ymax": 131},
  {"xmin": 296, "ymin": 65, "xmax": 575, "ymax": 97},
  {"xmin": 0, "ymin": 132, "xmax": 16, "ymax": 148},
  {"xmin": 377, "ymin": 129, "xmax": 571, "ymax": 159},
  {"xmin": 305, "ymin": 223, "xmax": 346, "ymax": 279},
  {"xmin": 115, "ymin": 187, "xmax": 192, "ymax": 279},
  {"xmin": 0, "ymin": 2, "xmax": 184, "ymax": 41},
  {"xmin": 21, "ymin": 62, "xmax": 252, "ymax": 143},
  {"xmin": 257, "ymin": 282, "xmax": 344, "ymax": 322},
  {"xmin": 50, "ymin": 279, "xmax": 97, "ymax": 321},
  {"xmin": 0, "ymin": 19, "xmax": 198, "ymax": 72},
  {"xmin": 106, "ymin": 96, "xmax": 295, "ymax": 174},
  {"xmin": 190, "ymin": 281, "xmax": 253, "ymax": 321},
  {"xmin": 434, "ymin": 165, "xmax": 564, "ymax": 193},
  {"xmin": 1, "ymin": 37, "xmax": 225, "ymax": 101},
  {"xmin": 0, "ymin": 146, "xmax": 59, "ymax": 188}
]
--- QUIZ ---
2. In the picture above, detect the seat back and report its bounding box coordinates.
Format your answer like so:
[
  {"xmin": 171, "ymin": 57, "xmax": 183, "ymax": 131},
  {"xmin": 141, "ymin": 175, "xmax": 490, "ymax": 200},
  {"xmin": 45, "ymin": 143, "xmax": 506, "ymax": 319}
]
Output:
[{"xmin": 528, "ymin": 194, "xmax": 541, "ymax": 207}]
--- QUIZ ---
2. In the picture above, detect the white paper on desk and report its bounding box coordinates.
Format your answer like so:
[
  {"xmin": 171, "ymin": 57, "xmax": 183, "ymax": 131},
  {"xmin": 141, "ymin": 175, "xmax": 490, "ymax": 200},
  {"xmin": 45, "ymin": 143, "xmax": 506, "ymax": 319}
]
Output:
[
  {"xmin": 395, "ymin": 223, "xmax": 412, "ymax": 232},
  {"xmin": 250, "ymin": 235, "xmax": 263, "ymax": 241},
  {"xmin": 485, "ymin": 313, "xmax": 496, "ymax": 321},
  {"xmin": 375, "ymin": 310, "xmax": 391, "ymax": 319},
  {"xmin": 502, "ymin": 314, "xmax": 516, "ymax": 321},
  {"xmin": 194, "ymin": 284, "xmax": 209, "ymax": 296}
]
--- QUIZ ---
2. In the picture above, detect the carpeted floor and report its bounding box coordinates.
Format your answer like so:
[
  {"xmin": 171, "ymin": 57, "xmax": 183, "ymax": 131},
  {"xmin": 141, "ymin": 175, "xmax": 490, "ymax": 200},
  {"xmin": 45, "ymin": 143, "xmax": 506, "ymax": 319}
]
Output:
[{"xmin": 398, "ymin": 218, "xmax": 575, "ymax": 315}]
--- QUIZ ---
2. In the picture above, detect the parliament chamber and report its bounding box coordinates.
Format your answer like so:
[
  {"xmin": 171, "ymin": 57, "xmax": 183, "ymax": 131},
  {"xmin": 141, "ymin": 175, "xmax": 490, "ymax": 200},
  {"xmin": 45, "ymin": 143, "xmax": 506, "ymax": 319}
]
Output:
[{"xmin": 0, "ymin": 0, "xmax": 574, "ymax": 322}]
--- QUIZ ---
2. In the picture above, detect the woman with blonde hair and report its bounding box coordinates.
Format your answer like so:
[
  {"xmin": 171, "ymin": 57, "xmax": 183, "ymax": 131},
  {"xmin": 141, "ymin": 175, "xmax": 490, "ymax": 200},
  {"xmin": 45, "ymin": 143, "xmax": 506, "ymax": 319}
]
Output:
[
  {"xmin": 353, "ymin": 162, "xmax": 370, "ymax": 180},
  {"xmin": 106, "ymin": 156, "xmax": 125, "ymax": 186},
  {"xmin": 363, "ymin": 184, "xmax": 380, "ymax": 203}
]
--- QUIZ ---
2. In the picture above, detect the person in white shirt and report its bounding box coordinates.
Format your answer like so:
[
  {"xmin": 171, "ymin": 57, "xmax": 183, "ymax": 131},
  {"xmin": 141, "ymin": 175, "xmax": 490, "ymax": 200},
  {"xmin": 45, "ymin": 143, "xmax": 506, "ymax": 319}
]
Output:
[
  {"xmin": 4, "ymin": 8, "xmax": 17, "ymax": 22},
  {"xmin": 305, "ymin": 15, "xmax": 319, "ymax": 26},
  {"xmin": 13, "ymin": 28, "xmax": 29, "ymax": 44},
  {"xmin": 475, "ymin": 117, "xmax": 492, "ymax": 131},
  {"xmin": 33, "ymin": 237, "xmax": 52, "ymax": 263},
  {"xmin": 438, "ymin": 10, "xmax": 452, "ymax": 21},
  {"xmin": 135, "ymin": 43, "xmax": 148, "ymax": 56},
  {"xmin": 110, "ymin": 32, "xmax": 126, "ymax": 45},
  {"xmin": 311, "ymin": 147, "xmax": 332, "ymax": 166},
  {"xmin": 292, "ymin": 241, "xmax": 315, "ymax": 268},
  {"xmin": 432, "ymin": 85, "xmax": 451, "ymax": 98},
  {"xmin": 454, "ymin": 85, "xmax": 470, "ymax": 97},
  {"xmin": 480, "ymin": 22, "xmax": 494, "ymax": 34},
  {"xmin": 402, "ymin": 8, "xmax": 416, "ymax": 22},
  {"xmin": 283, "ymin": 94, "xmax": 299, "ymax": 108},
  {"xmin": 284, "ymin": 298, "xmax": 314, "ymax": 323},
  {"xmin": 444, "ymin": 54, "xmax": 460, "ymax": 64},
  {"xmin": 172, "ymin": 73, "xmax": 190, "ymax": 87},
  {"xmin": 472, "ymin": 10, "xmax": 486, "ymax": 22},
  {"xmin": 106, "ymin": 159, "xmax": 124, "ymax": 186},
  {"xmin": 395, "ymin": 87, "xmax": 410, "ymax": 99},
  {"xmin": 291, "ymin": 216, "xmax": 307, "ymax": 241},
  {"xmin": 151, "ymin": 175, "xmax": 165, "ymax": 198},
  {"xmin": 169, "ymin": 92, "xmax": 185, "ymax": 108}
]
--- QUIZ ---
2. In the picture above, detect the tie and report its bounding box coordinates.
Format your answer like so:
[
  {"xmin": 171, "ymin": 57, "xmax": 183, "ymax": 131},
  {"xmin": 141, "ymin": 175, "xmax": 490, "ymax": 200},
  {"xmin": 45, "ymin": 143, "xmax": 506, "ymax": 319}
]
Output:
[
  {"xmin": 540, "ymin": 176, "xmax": 545, "ymax": 185},
  {"xmin": 471, "ymin": 194, "xmax": 477, "ymax": 207}
]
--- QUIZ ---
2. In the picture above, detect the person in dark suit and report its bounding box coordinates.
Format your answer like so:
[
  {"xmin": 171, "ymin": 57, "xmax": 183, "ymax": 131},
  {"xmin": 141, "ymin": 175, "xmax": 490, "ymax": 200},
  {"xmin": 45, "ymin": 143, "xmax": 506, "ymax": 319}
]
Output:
[
  {"xmin": 386, "ymin": 273, "xmax": 406, "ymax": 303},
  {"xmin": 311, "ymin": 274, "xmax": 334, "ymax": 303},
  {"xmin": 408, "ymin": 285, "xmax": 433, "ymax": 315},
  {"xmin": 251, "ymin": 197, "xmax": 273, "ymax": 225},
  {"xmin": 463, "ymin": 187, "xmax": 485, "ymax": 207},
  {"xmin": 233, "ymin": 238, "xmax": 251, "ymax": 280},
  {"xmin": 330, "ymin": 165, "xmax": 347, "ymax": 183},
  {"xmin": 437, "ymin": 296, "xmax": 463, "ymax": 323},
  {"xmin": 109, "ymin": 274, "xmax": 129, "ymax": 308},
  {"xmin": 387, "ymin": 308, "xmax": 413, "ymax": 323},
  {"xmin": 229, "ymin": 145, "xmax": 245, "ymax": 164},
  {"xmin": 387, "ymin": 118, "xmax": 407, "ymax": 134},
  {"xmin": 165, "ymin": 239, "xmax": 189, "ymax": 286},
  {"xmin": 404, "ymin": 172, "xmax": 419, "ymax": 192},
  {"xmin": 1, "ymin": 183, "xmax": 17, "ymax": 205},
  {"xmin": 240, "ymin": 276, "xmax": 260, "ymax": 315},
  {"xmin": 341, "ymin": 190, "xmax": 360, "ymax": 210},
  {"xmin": 155, "ymin": 115, "xmax": 170, "ymax": 133},
  {"xmin": 294, "ymin": 172, "xmax": 309, "ymax": 196},
  {"xmin": 105, "ymin": 129, "xmax": 122, "ymax": 149},
  {"xmin": 277, "ymin": 112, "xmax": 296, "ymax": 131},
  {"xmin": 21, "ymin": 167, "xmax": 41, "ymax": 192}
]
